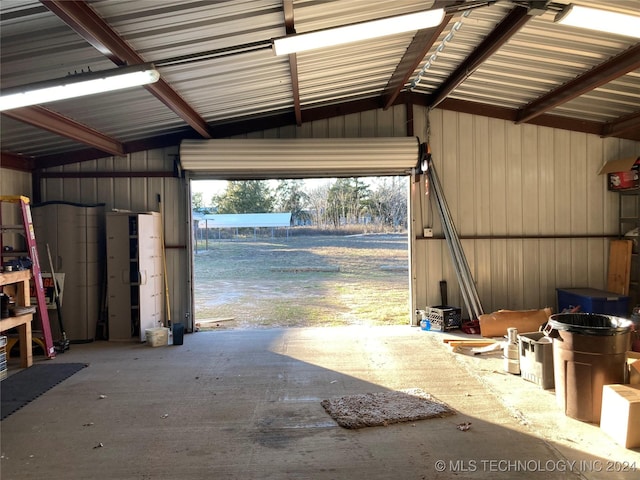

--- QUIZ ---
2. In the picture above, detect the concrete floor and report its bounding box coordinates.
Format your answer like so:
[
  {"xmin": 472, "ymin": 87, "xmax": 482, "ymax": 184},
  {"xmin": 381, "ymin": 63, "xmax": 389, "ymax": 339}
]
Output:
[{"xmin": 1, "ymin": 325, "xmax": 639, "ymax": 479}]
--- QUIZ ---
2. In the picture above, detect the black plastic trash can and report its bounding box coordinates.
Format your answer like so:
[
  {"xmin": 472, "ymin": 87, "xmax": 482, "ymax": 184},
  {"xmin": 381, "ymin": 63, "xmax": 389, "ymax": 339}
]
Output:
[
  {"xmin": 545, "ymin": 313, "xmax": 631, "ymax": 423},
  {"xmin": 172, "ymin": 322, "xmax": 184, "ymax": 345}
]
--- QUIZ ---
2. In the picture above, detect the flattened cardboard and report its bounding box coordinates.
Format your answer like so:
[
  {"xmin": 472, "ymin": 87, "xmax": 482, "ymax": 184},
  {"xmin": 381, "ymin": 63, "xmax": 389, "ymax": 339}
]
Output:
[
  {"xmin": 479, "ymin": 308, "xmax": 552, "ymax": 338},
  {"xmin": 598, "ymin": 157, "xmax": 640, "ymax": 191},
  {"xmin": 598, "ymin": 157, "xmax": 640, "ymax": 175}
]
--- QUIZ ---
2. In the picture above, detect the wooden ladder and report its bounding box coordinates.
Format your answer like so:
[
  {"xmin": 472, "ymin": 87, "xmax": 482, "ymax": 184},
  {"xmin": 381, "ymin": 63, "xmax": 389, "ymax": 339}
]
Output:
[{"xmin": 0, "ymin": 195, "xmax": 56, "ymax": 358}]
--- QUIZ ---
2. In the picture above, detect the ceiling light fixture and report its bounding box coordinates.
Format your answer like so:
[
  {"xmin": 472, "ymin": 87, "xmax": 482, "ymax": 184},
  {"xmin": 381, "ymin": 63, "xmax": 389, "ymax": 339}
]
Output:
[
  {"xmin": 272, "ymin": 9, "xmax": 446, "ymax": 56},
  {"xmin": 554, "ymin": 4, "xmax": 640, "ymax": 39},
  {"xmin": 0, "ymin": 63, "xmax": 160, "ymax": 112}
]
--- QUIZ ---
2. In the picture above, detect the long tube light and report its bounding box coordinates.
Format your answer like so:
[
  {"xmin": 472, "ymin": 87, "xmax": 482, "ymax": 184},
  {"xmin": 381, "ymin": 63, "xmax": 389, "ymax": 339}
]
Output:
[
  {"xmin": 0, "ymin": 64, "xmax": 160, "ymax": 112},
  {"xmin": 272, "ymin": 9, "xmax": 445, "ymax": 56},
  {"xmin": 554, "ymin": 4, "xmax": 640, "ymax": 39}
]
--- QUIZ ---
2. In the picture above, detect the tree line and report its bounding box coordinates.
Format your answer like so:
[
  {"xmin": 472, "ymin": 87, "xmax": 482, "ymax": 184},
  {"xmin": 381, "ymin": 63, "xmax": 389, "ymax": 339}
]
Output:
[{"xmin": 192, "ymin": 177, "xmax": 407, "ymax": 229}]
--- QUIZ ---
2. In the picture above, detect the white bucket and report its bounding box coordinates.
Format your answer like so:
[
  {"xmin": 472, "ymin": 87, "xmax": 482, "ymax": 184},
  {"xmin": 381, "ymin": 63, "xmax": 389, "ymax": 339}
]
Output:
[{"xmin": 146, "ymin": 327, "xmax": 169, "ymax": 347}]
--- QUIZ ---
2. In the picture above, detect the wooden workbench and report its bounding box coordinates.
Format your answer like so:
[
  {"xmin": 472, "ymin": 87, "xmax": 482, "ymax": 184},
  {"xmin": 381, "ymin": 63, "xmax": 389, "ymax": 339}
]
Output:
[{"xmin": 1, "ymin": 269, "xmax": 33, "ymax": 368}]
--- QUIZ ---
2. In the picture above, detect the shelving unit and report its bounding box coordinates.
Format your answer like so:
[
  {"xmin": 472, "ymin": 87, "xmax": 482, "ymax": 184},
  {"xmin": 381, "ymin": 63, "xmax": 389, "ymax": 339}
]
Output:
[
  {"xmin": 0, "ymin": 270, "xmax": 34, "ymax": 369},
  {"xmin": 106, "ymin": 212, "xmax": 164, "ymax": 341},
  {"xmin": 618, "ymin": 189, "xmax": 640, "ymax": 310}
]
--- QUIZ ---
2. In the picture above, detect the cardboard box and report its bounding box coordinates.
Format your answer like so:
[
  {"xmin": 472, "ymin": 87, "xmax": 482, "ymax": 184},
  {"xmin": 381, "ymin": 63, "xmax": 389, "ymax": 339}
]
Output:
[
  {"xmin": 479, "ymin": 308, "xmax": 552, "ymax": 338},
  {"xmin": 598, "ymin": 157, "xmax": 640, "ymax": 191},
  {"xmin": 627, "ymin": 352, "xmax": 640, "ymax": 385},
  {"xmin": 600, "ymin": 384, "xmax": 640, "ymax": 448}
]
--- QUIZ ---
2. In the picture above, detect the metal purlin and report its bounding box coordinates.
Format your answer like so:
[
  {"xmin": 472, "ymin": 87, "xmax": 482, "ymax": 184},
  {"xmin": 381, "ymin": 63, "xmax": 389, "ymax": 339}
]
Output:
[{"xmin": 421, "ymin": 146, "xmax": 484, "ymax": 320}]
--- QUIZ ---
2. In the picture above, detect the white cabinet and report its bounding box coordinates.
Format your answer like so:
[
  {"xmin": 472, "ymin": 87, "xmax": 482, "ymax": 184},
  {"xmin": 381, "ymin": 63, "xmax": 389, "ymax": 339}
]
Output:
[
  {"xmin": 32, "ymin": 202, "xmax": 104, "ymax": 342},
  {"xmin": 106, "ymin": 212, "xmax": 164, "ymax": 341}
]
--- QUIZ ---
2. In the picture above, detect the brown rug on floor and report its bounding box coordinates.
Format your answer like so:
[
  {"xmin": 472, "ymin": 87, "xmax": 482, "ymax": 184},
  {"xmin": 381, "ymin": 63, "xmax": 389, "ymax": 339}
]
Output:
[{"xmin": 321, "ymin": 388, "xmax": 455, "ymax": 429}]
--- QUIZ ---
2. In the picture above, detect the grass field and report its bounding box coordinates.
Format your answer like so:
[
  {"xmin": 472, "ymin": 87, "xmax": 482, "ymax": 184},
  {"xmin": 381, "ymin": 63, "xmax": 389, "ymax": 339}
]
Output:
[{"xmin": 193, "ymin": 233, "xmax": 409, "ymax": 329}]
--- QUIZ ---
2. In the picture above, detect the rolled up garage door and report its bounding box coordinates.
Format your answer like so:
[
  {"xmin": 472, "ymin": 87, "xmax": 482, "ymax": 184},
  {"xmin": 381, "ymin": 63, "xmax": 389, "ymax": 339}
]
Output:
[{"xmin": 180, "ymin": 137, "xmax": 420, "ymax": 179}]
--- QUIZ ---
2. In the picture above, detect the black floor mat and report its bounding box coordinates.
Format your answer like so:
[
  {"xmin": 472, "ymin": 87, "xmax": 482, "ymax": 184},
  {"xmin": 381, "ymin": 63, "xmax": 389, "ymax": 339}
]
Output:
[{"xmin": 1, "ymin": 363, "xmax": 87, "ymax": 420}]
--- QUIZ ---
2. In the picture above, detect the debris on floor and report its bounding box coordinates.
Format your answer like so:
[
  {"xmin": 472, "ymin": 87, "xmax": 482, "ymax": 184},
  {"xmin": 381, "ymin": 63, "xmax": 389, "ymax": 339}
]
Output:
[
  {"xmin": 195, "ymin": 318, "xmax": 236, "ymax": 331},
  {"xmin": 443, "ymin": 338, "xmax": 498, "ymax": 354},
  {"xmin": 456, "ymin": 422, "xmax": 472, "ymax": 431}
]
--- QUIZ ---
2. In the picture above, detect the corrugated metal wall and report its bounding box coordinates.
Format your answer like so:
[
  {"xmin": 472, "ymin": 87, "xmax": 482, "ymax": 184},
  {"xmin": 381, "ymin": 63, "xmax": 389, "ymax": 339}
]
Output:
[
  {"xmin": 30, "ymin": 106, "xmax": 407, "ymax": 334},
  {"xmin": 412, "ymin": 106, "xmax": 640, "ymax": 321},
  {"xmin": 0, "ymin": 169, "xmax": 33, "ymax": 248},
  {"xmin": 36, "ymin": 146, "xmax": 190, "ymax": 332},
  {"xmin": 17, "ymin": 102, "xmax": 640, "ymax": 333},
  {"xmin": 0, "ymin": 168, "xmax": 31, "ymax": 197}
]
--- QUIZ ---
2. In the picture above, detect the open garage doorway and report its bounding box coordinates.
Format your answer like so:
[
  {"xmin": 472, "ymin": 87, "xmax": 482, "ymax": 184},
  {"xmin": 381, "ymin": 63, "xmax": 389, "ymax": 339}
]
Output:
[{"xmin": 190, "ymin": 177, "xmax": 411, "ymax": 330}]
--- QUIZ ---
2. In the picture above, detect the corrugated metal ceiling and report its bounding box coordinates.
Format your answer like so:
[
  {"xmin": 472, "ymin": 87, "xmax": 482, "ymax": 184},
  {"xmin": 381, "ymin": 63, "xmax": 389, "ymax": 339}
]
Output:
[{"xmin": 1, "ymin": 0, "xmax": 639, "ymax": 170}]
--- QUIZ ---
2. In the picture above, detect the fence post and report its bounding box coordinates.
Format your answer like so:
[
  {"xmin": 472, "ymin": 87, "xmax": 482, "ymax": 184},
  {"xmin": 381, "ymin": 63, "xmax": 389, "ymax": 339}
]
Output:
[{"xmin": 205, "ymin": 219, "xmax": 209, "ymax": 251}]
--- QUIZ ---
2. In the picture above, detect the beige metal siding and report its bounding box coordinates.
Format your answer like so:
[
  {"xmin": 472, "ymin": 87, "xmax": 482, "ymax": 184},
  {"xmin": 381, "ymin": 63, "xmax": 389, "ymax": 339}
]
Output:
[
  {"xmin": 0, "ymin": 168, "xmax": 32, "ymax": 198},
  {"xmin": 39, "ymin": 146, "xmax": 189, "ymax": 333},
  {"xmin": 0, "ymin": 167, "xmax": 33, "ymax": 255},
  {"xmin": 37, "ymin": 103, "xmax": 640, "ymax": 328},
  {"xmin": 38, "ymin": 105, "xmax": 411, "ymax": 330},
  {"xmin": 412, "ymin": 105, "xmax": 640, "ymax": 318}
]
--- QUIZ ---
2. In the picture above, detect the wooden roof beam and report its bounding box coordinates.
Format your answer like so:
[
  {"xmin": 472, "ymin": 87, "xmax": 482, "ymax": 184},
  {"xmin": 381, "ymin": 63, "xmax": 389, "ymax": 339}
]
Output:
[{"xmin": 40, "ymin": 0, "xmax": 212, "ymax": 138}]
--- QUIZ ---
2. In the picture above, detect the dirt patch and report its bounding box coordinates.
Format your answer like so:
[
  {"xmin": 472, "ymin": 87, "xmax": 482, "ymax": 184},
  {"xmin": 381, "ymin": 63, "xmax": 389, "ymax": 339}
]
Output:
[{"xmin": 193, "ymin": 234, "xmax": 409, "ymax": 329}]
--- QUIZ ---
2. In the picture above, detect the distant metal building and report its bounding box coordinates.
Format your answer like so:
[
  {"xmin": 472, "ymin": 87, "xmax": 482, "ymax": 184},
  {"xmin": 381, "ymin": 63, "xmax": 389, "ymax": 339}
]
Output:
[{"xmin": 193, "ymin": 213, "xmax": 292, "ymax": 248}]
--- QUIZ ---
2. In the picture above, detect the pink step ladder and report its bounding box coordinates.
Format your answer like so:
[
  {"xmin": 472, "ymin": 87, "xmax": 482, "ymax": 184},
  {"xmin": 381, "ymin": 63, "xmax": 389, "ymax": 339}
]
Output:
[{"xmin": 0, "ymin": 195, "xmax": 56, "ymax": 358}]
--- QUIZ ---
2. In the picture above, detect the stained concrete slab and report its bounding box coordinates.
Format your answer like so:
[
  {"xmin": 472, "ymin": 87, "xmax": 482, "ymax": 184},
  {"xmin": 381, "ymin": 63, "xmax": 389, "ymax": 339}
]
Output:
[{"xmin": 1, "ymin": 325, "xmax": 639, "ymax": 479}]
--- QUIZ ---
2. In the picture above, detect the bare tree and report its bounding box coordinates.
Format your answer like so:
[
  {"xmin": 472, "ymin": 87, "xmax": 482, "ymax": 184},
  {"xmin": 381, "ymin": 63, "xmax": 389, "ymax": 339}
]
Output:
[
  {"xmin": 367, "ymin": 177, "xmax": 407, "ymax": 229},
  {"xmin": 306, "ymin": 183, "xmax": 330, "ymax": 227}
]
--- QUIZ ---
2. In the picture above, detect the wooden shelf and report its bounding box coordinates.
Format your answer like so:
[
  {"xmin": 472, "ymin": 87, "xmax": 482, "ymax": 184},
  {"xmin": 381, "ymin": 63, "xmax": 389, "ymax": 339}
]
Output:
[
  {"xmin": 1, "ymin": 269, "xmax": 34, "ymax": 368},
  {"xmin": 0, "ymin": 269, "xmax": 30, "ymax": 285},
  {"xmin": 0, "ymin": 313, "xmax": 34, "ymax": 331}
]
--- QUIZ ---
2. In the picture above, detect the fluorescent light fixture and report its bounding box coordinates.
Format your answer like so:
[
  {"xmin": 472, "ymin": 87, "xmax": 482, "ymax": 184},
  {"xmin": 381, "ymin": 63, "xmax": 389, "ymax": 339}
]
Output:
[
  {"xmin": 0, "ymin": 63, "xmax": 160, "ymax": 111},
  {"xmin": 272, "ymin": 9, "xmax": 445, "ymax": 56},
  {"xmin": 555, "ymin": 4, "xmax": 640, "ymax": 39}
]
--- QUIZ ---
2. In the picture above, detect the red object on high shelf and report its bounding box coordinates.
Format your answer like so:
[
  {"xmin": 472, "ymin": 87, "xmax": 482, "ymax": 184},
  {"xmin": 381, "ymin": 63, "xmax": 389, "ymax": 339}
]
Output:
[
  {"xmin": 598, "ymin": 156, "xmax": 640, "ymax": 191},
  {"xmin": 0, "ymin": 196, "xmax": 55, "ymax": 358}
]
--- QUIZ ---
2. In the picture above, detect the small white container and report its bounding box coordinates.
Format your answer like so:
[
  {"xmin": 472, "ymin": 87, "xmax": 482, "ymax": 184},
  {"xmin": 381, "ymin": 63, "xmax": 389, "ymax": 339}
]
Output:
[{"xmin": 145, "ymin": 327, "xmax": 169, "ymax": 347}]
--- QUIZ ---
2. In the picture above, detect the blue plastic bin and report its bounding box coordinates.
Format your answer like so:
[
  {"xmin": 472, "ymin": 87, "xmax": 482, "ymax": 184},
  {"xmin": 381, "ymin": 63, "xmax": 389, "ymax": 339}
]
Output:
[{"xmin": 556, "ymin": 288, "xmax": 629, "ymax": 316}]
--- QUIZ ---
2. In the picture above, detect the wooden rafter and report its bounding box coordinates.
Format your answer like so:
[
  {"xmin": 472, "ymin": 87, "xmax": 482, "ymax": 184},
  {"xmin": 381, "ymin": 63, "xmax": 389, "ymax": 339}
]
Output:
[{"xmin": 40, "ymin": 0, "xmax": 212, "ymax": 138}]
